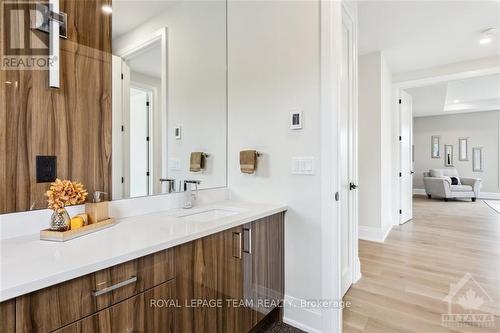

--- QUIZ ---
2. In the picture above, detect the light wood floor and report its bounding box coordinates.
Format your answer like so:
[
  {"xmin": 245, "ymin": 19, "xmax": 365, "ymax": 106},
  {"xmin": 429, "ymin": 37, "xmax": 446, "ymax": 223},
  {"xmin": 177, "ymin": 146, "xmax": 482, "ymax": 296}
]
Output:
[{"xmin": 343, "ymin": 197, "xmax": 500, "ymax": 333}]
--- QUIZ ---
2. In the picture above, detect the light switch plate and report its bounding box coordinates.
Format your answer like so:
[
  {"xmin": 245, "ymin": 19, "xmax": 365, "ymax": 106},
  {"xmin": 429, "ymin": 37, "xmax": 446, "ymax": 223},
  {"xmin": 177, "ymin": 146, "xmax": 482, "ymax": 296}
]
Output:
[
  {"xmin": 290, "ymin": 111, "xmax": 302, "ymax": 130},
  {"xmin": 174, "ymin": 126, "xmax": 182, "ymax": 140},
  {"xmin": 168, "ymin": 158, "xmax": 181, "ymax": 171},
  {"xmin": 292, "ymin": 157, "xmax": 314, "ymax": 175}
]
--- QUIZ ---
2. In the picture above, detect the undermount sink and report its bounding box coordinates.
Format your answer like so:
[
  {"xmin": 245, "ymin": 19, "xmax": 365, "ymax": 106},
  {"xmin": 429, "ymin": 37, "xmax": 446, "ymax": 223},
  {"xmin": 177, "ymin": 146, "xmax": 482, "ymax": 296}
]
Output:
[{"xmin": 178, "ymin": 208, "xmax": 243, "ymax": 222}]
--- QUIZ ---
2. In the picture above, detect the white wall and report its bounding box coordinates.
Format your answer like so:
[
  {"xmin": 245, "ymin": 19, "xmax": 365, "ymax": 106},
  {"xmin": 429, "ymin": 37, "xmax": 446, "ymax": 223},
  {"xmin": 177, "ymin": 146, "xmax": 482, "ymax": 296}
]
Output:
[
  {"xmin": 358, "ymin": 51, "xmax": 396, "ymax": 240},
  {"xmin": 358, "ymin": 52, "xmax": 382, "ymax": 230},
  {"xmin": 130, "ymin": 72, "xmax": 160, "ymax": 91},
  {"xmin": 113, "ymin": 1, "xmax": 227, "ymax": 191},
  {"xmin": 393, "ymin": 56, "xmax": 500, "ymax": 83},
  {"xmin": 227, "ymin": 0, "xmax": 323, "ymax": 330},
  {"xmin": 380, "ymin": 53, "xmax": 395, "ymax": 232},
  {"xmin": 413, "ymin": 110, "xmax": 500, "ymax": 193}
]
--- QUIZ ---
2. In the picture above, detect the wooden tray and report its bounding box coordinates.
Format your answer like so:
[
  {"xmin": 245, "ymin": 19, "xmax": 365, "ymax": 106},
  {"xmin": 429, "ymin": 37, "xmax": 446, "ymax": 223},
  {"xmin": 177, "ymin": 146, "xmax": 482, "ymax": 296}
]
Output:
[{"xmin": 40, "ymin": 218, "xmax": 116, "ymax": 242}]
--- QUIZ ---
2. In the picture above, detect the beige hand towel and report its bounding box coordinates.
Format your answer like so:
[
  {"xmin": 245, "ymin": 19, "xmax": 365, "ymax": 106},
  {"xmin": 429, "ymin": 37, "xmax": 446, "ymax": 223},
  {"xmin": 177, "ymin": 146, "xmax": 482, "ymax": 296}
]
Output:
[
  {"xmin": 240, "ymin": 150, "xmax": 257, "ymax": 174},
  {"xmin": 190, "ymin": 152, "xmax": 204, "ymax": 172}
]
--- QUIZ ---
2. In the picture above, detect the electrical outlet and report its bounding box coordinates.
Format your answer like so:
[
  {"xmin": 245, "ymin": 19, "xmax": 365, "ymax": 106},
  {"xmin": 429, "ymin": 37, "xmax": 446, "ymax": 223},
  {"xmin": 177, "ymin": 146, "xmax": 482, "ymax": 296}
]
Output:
[{"xmin": 36, "ymin": 155, "xmax": 57, "ymax": 183}]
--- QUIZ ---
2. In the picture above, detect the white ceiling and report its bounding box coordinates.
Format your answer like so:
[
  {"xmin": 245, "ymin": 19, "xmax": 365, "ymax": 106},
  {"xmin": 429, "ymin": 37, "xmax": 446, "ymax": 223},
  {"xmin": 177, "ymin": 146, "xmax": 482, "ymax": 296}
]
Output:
[
  {"xmin": 112, "ymin": 0, "xmax": 180, "ymax": 40},
  {"xmin": 127, "ymin": 42, "xmax": 162, "ymax": 79},
  {"xmin": 358, "ymin": 1, "xmax": 500, "ymax": 74},
  {"xmin": 405, "ymin": 74, "xmax": 500, "ymax": 117}
]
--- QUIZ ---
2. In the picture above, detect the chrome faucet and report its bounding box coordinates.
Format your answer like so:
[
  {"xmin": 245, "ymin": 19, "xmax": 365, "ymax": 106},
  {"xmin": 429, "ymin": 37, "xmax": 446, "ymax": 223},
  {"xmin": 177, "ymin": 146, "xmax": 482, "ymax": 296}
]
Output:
[
  {"xmin": 160, "ymin": 178, "xmax": 176, "ymax": 193},
  {"xmin": 183, "ymin": 180, "xmax": 201, "ymax": 209}
]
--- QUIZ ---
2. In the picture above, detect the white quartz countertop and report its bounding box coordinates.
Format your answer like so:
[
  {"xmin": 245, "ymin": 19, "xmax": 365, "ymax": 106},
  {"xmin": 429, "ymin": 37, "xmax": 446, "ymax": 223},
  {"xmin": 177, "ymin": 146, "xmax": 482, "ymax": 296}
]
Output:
[{"xmin": 0, "ymin": 201, "xmax": 287, "ymax": 302}]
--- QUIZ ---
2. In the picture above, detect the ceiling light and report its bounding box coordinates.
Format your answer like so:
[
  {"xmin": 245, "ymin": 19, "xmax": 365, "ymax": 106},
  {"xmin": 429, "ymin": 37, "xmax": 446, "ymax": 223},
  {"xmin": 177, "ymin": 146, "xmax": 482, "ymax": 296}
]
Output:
[
  {"xmin": 101, "ymin": 4, "xmax": 112, "ymax": 14},
  {"xmin": 479, "ymin": 27, "xmax": 497, "ymax": 45},
  {"xmin": 453, "ymin": 99, "xmax": 460, "ymax": 103},
  {"xmin": 480, "ymin": 36, "xmax": 492, "ymax": 45}
]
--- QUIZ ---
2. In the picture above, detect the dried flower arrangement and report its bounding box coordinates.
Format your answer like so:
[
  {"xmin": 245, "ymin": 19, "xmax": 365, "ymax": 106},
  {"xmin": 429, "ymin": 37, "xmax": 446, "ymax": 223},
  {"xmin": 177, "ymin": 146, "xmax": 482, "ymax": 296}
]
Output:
[{"xmin": 46, "ymin": 179, "xmax": 88, "ymax": 213}]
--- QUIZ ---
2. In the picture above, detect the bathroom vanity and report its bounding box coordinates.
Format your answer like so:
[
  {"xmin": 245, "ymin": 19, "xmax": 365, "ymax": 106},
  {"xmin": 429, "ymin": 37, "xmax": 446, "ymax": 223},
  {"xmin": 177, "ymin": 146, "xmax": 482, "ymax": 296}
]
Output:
[
  {"xmin": 0, "ymin": 203, "xmax": 286, "ymax": 333},
  {"xmin": 0, "ymin": 1, "xmax": 286, "ymax": 331}
]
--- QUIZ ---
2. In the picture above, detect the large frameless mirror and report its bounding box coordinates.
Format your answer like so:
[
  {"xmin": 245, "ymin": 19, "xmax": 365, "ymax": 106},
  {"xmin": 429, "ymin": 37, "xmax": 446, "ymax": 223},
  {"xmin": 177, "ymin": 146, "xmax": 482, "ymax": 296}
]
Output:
[
  {"xmin": 0, "ymin": 0, "xmax": 227, "ymax": 213},
  {"xmin": 111, "ymin": 0, "xmax": 227, "ymax": 200}
]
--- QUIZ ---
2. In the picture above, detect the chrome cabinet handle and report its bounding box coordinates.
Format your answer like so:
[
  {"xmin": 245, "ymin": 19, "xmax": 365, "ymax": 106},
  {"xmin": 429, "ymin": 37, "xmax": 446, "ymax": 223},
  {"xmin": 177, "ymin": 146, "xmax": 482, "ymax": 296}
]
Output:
[
  {"xmin": 232, "ymin": 232, "xmax": 242, "ymax": 259},
  {"xmin": 92, "ymin": 276, "xmax": 137, "ymax": 297},
  {"xmin": 243, "ymin": 227, "xmax": 252, "ymax": 254}
]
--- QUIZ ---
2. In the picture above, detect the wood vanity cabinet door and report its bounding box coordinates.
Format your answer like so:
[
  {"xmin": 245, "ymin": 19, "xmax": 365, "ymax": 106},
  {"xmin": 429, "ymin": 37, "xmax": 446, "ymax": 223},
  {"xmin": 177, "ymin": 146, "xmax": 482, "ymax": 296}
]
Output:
[
  {"xmin": 222, "ymin": 227, "xmax": 246, "ymax": 333},
  {"xmin": 0, "ymin": 299, "xmax": 15, "ymax": 333},
  {"xmin": 242, "ymin": 213, "xmax": 285, "ymax": 329},
  {"xmin": 175, "ymin": 226, "xmax": 246, "ymax": 333},
  {"xmin": 55, "ymin": 280, "xmax": 175, "ymax": 333}
]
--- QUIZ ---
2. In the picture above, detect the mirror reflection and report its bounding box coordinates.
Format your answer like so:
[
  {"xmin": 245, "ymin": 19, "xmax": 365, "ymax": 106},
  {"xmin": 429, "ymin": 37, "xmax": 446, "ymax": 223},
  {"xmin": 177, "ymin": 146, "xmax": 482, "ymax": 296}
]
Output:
[
  {"xmin": 111, "ymin": 0, "xmax": 227, "ymax": 200},
  {"xmin": 431, "ymin": 135, "xmax": 440, "ymax": 158},
  {"xmin": 444, "ymin": 144, "xmax": 453, "ymax": 167}
]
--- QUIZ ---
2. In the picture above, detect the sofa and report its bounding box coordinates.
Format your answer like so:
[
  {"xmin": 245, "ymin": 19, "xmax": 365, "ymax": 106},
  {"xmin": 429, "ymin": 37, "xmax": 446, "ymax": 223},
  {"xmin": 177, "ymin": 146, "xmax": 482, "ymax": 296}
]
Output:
[{"xmin": 423, "ymin": 169, "xmax": 481, "ymax": 202}]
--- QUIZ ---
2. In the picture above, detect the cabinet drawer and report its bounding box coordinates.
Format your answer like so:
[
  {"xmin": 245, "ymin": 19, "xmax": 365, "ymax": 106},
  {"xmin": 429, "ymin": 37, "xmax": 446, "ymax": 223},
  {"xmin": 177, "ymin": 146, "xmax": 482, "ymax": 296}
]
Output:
[
  {"xmin": 16, "ymin": 249, "xmax": 174, "ymax": 333},
  {"xmin": 55, "ymin": 279, "xmax": 176, "ymax": 333}
]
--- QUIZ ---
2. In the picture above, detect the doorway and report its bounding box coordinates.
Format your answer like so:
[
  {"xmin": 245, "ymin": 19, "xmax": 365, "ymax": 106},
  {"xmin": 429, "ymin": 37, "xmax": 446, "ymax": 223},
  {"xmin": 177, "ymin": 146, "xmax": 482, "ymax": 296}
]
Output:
[{"xmin": 111, "ymin": 28, "xmax": 168, "ymax": 200}]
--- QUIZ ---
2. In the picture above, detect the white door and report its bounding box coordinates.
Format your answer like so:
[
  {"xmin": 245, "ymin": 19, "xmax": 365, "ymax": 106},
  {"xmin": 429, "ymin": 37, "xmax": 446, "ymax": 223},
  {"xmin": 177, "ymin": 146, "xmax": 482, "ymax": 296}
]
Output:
[
  {"xmin": 400, "ymin": 91, "xmax": 413, "ymax": 224},
  {"xmin": 129, "ymin": 88, "xmax": 151, "ymax": 197},
  {"xmin": 340, "ymin": 7, "xmax": 357, "ymax": 296}
]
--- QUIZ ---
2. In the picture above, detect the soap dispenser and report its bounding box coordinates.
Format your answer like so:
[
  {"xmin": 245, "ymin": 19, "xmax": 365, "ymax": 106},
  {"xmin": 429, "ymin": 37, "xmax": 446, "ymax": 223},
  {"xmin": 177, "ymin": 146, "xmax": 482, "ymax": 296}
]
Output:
[{"xmin": 85, "ymin": 191, "xmax": 109, "ymax": 224}]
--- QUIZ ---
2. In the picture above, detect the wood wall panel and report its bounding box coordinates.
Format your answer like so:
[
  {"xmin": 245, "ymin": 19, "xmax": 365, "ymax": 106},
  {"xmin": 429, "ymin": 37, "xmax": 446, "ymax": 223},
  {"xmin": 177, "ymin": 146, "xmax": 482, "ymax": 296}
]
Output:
[{"xmin": 0, "ymin": 0, "xmax": 112, "ymax": 213}]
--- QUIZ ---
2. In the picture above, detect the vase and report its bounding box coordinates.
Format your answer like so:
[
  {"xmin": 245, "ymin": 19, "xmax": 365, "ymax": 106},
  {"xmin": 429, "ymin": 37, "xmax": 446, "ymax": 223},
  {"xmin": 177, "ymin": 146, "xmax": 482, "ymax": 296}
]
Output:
[{"xmin": 50, "ymin": 209, "xmax": 71, "ymax": 231}]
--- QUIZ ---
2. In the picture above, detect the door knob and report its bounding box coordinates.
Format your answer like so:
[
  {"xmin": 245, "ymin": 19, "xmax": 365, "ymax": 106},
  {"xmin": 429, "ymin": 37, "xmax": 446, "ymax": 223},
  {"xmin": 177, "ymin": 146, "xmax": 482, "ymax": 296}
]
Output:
[
  {"xmin": 411, "ymin": 171, "xmax": 415, "ymax": 174},
  {"xmin": 349, "ymin": 182, "xmax": 359, "ymax": 191}
]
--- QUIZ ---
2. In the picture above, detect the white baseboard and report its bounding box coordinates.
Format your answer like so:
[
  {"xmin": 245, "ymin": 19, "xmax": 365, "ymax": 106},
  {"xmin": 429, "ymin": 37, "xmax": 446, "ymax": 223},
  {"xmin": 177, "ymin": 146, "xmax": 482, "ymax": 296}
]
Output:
[
  {"xmin": 413, "ymin": 188, "xmax": 500, "ymax": 200},
  {"xmin": 358, "ymin": 224, "xmax": 392, "ymax": 243},
  {"xmin": 354, "ymin": 256, "xmax": 362, "ymax": 283},
  {"xmin": 480, "ymin": 192, "xmax": 500, "ymax": 200},
  {"xmin": 283, "ymin": 295, "xmax": 322, "ymax": 333},
  {"xmin": 283, "ymin": 317, "xmax": 322, "ymax": 333},
  {"xmin": 413, "ymin": 188, "xmax": 426, "ymax": 195}
]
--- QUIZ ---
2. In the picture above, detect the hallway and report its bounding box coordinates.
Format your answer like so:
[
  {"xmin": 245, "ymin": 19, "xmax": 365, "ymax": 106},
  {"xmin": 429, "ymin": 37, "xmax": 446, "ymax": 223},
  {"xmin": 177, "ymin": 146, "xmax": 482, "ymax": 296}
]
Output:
[{"xmin": 344, "ymin": 197, "xmax": 500, "ymax": 333}]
